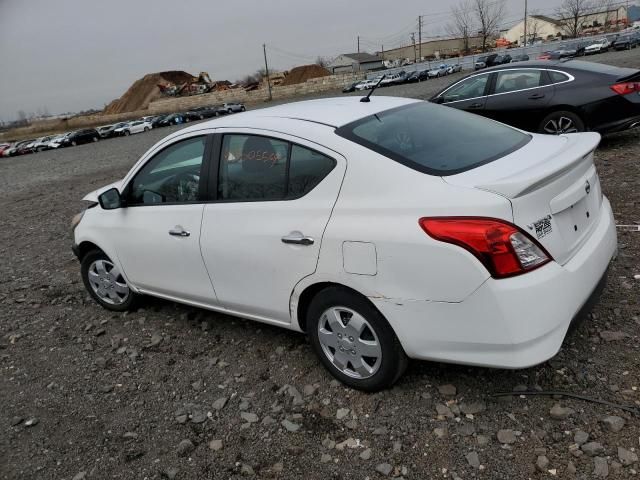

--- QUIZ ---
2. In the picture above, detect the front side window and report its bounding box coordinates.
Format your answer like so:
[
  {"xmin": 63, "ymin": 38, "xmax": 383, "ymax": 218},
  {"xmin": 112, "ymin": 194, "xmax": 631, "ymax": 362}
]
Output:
[
  {"xmin": 217, "ymin": 134, "xmax": 336, "ymax": 201},
  {"xmin": 494, "ymin": 69, "xmax": 543, "ymax": 93},
  {"xmin": 440, "ymin": 74, "xmax": 489, "ymax": 103},
  {"xmin": 336, "ymin": 102, "xmax": 530, "ymax": 176},
  {"xmin": 129, "ymin": 136, "xmax": 206, "ymax": 205}
]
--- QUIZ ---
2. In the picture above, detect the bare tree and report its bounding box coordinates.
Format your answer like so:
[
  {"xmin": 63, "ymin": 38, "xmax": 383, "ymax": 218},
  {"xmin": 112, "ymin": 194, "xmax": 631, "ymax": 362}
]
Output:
[
  {"xmin": 473, "ymin": 0, "xmax": 506, "ymax": 52},
  {"xmin": 447, "ymin": 0, "xmax": 475, "ymax": 54},
  {"xmin": 525, "ymin": 12, "xmax": 544, "ymax": 43},
  {"xmin": 556, "ymin": 0, "xmax": 593, "ymax": 38},
  {"xmin": 315, "ymin": 56, "xmax": 333, "ymax": 68},
  {"xmin": 597, "ymin": 0, "xmax": 615, "ymax": 32}
]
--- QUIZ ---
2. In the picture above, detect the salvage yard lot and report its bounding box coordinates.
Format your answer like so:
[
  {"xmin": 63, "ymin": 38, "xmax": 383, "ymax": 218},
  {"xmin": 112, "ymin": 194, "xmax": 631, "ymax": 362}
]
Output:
[{"xmin": 1, "ymin": 49, "xmax": 639, "ymax": 480}]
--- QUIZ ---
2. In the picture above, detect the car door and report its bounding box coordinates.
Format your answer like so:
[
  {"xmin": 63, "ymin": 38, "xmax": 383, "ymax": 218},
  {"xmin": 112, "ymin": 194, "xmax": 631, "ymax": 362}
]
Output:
[
  {"xmin": 199, "ymin": 130, "xmax": 346, "ymax": 322},
  {"xmin": 111, "ymin": 132, "xmax": 218, "ymax": 304},
  {"xmin": 436, "ymin": 72, "xmax": 491, "ymax": 115},
  {"xmin": 483, "ymin": 68, "xmax": 554, "ymax": 130}
]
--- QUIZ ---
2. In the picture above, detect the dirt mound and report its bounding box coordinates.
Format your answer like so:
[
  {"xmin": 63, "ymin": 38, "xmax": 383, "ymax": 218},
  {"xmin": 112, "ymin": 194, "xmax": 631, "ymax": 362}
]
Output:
[
  {"xmin": 281, "ymin": 64, "xmax": 330, "ymax": 86},
  {"xmin": 104, "ymin": 71, "xmax": 195, "ymax": 114}
]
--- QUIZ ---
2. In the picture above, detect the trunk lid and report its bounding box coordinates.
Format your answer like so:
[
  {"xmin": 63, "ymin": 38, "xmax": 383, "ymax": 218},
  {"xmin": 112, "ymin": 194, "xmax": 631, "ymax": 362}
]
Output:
[{"xmin": 444, "ymin": 132, "xmax": 602, "ymax": 265}]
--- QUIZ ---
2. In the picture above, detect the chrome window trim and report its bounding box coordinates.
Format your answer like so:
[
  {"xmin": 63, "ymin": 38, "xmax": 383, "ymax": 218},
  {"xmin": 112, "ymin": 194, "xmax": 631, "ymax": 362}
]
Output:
[{"xmin": 440, "ymin": 68, "xmax": 575, "ymax": 105}]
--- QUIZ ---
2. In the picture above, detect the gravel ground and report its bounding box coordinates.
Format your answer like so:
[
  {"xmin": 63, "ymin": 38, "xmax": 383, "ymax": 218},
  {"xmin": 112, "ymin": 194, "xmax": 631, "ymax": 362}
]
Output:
[{"xmin": 1, "ymin": 48, "xmax": 640, "ymax": 480}]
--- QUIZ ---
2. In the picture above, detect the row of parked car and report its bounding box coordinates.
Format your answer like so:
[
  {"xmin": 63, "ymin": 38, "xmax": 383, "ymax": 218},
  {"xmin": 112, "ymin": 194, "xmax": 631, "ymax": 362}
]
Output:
[
  {"xmin": 0, "ymin": 102, "xmax": 246, "ymax": 158},
  {"xmin": 474, "ymin": 53, "xmax": 530, "ymax": 69},
  {"xmin": 342, "ymin": 64, "xmax": 464, "ymax": 92},
  {"xmin": 536, "ymin": 31, "xmax": 640, "ymax": 61}
]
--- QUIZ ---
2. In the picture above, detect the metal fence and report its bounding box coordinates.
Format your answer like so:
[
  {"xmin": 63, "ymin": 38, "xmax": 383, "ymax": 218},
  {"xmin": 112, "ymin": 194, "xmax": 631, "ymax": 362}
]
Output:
[{"xmin": 364, "ymin": 34, "xmax": 620, "ymax": 79}]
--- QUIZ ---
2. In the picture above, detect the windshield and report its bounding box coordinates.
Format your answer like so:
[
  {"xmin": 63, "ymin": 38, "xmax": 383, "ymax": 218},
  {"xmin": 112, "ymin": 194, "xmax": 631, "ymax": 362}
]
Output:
[{"xmin": 335, "ymin": 102, "xmax": 530, "ymax": 176}]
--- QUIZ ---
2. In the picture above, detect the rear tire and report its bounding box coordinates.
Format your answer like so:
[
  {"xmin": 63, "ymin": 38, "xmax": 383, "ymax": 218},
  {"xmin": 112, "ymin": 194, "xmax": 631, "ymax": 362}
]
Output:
[
  {"xmin": 124, "ymin": 130, "xmax": 130, "ymax": 136},
  {"xmin": 538, "ymin": 110, "xmax": 585, "ymax": 135},
  {"xmin": 92, "ymin": 136, "xmax": 99, "ymax": 142},
  {"xmin": 71, "ymin": 140, "xmax": 77, "ymax": 146},
  {"xmin": 81, "ymin": 250, "xmax": 138, "ymax": 312},
  {"xmin": 307, "ymin": 287, "xmax": 408, "ymax": 391}
]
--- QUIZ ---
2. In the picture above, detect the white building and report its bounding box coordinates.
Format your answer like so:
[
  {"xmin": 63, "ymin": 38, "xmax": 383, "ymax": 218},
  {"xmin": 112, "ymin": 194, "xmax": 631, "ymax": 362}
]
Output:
[
  {"xmin": 505, "ymin": 6, "xmax": 628, "ymax": 44},
  {"xmin": 327, "ymin": 53, "xmax": 384, "ymax": 74}
]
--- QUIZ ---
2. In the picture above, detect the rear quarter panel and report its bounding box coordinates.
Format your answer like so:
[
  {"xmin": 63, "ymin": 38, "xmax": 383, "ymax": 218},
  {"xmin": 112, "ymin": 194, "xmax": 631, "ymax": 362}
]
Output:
[{"xmin": 305, "ymin": 139, "xmax": 513, "ymax": 304}]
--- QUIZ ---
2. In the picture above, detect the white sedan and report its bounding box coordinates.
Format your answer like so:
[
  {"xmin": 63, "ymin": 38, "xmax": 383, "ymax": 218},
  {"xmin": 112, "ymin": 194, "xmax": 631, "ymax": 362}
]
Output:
[
  {"xmin": 427, "ymin": 65, "xmax": 449, "ymax": 78},
  {"xmin": 585, "ymin": 38, "xmax": 610, "ymax": 54},
  {"xmin": 71, "ymin": 97, "xmax": 617, "ymax": 391},
  {"xmin": 355, "ymin": 79, "xmax": 380, "ymax": 90},
  {"xmin": 114, "ymin": 120, "xmax": 152, "ymax": 136}
]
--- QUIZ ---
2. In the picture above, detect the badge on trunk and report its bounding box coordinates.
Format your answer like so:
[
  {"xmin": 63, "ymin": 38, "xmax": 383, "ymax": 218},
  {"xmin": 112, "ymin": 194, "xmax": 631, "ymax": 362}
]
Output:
[{"xmin": 528, "ymin": 215, "xmax": 552, "ymax": 239}]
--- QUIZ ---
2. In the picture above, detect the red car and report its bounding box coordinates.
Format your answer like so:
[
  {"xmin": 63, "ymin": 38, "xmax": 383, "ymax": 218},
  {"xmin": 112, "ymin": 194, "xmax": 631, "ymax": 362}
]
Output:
[{"xmin": 0, "ymin": 143, "xmax": 11, "ymax": 157}]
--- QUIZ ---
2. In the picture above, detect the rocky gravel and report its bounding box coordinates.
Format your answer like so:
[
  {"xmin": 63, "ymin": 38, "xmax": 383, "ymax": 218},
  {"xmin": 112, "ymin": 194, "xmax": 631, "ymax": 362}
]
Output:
[{"xmin": 1, "ymin": 48, "xmax": 640, "ymax": 479}]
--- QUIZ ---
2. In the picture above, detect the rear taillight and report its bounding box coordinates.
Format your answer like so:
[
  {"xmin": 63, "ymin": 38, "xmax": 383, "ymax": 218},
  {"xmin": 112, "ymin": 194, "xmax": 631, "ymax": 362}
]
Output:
[
  {"xmin": 419, "ymin": 217, "xmax": 551, "ymax": 279},
  {"xmin": 610, "ymin": 82, "xmax": 640, "ymax": 95}
]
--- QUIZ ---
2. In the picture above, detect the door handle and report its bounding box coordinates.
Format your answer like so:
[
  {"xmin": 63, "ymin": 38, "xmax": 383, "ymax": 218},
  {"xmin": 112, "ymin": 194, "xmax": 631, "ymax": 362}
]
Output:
[
  {"xmin": 281, "ymin": 231, "xmax": 314, "ymax": 246},
  {"xmin": 469, "ymin": 103, "xmax": 483, "ymax": 109},
  {"xmin": 528, "ymin": 93, "xmax": 545, "ymax": 99},
  {"xmin": 169, "ymin": 226, "xmax": 190, "ymax": 237}
]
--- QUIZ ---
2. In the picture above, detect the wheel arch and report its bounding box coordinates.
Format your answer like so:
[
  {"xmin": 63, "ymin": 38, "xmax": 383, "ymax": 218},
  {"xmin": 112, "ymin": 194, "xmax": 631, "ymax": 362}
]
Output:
[
  {"xmin": 294, "ymin": 281, "xmax": 383, "ymax": 333},
  {"xmin": 77, "ymin": 240, "xmax": 102, "ymax": 260},
  {"xmin": 542, "ymin": 104, "xmax": 589, "ymax": 129}
]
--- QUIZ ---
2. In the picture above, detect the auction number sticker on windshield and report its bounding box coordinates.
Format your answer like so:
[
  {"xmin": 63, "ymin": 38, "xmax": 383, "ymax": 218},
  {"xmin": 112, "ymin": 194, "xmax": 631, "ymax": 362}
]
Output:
[{"xmin": 529, "ymin": 215, "xmax": 552, "ymax": 239}]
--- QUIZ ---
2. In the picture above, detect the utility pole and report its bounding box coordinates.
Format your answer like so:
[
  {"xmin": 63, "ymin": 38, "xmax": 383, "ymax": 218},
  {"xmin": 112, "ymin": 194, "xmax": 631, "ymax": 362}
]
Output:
[
  {"xmin": 357, "ymin": 35, "xmax": 360, "ymax": 53},
  {"xmin": 411, "ymin": 32, "xmax": 416, "ymax": 63},
  {"xmin": 262, "ymin": 44, "xmax": 272, "ymax": 101},
  {"xmin": 418, "ymin": 15, "xmax": 422, "ymax": 61},
  {"xmin": 381, "ymin": 45, "xmax": 385, "ymax": 61},
  {"xmin": 523, "ymin": 0, "xmax": 528, "ymax": 46}
]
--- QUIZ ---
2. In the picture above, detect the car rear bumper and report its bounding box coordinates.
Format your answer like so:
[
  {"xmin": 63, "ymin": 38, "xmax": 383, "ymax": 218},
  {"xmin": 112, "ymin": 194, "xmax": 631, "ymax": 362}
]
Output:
[
  {"xmin": 596, "ymin": 114, "xmax": 640, "ymax": 134},
  {"xmin": 372, "ymin": 196, "xmax": 617, "ymax": 368}
]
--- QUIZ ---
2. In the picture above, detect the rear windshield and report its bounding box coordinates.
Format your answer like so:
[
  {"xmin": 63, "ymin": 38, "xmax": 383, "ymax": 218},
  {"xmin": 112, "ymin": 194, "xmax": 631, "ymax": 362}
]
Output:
[{"xmin": 335, "ymin": 102, "xmax": 530, "ymax": 176}]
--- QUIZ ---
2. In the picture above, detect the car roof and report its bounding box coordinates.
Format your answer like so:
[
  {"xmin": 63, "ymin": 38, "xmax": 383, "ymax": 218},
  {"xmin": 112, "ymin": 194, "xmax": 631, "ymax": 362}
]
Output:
[
  {"xmin": 177, "ymin": 96, "xmax": 419, "ymax": 131},
  {"xmin": 480, "ymin": 60, "xmax": 565, "ymax": 71}
]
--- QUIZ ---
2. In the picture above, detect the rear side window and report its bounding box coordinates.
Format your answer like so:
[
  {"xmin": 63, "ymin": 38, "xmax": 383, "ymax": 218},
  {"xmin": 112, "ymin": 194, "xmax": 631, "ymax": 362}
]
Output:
[
  {"xmin": 336, "ymin": 102, "xmax": 530, "ymax": 176},
  {"xmin": 549, "ymin": 70, "xmax": 570, "ymax": 84},
  {"xmin": 217, "ymin": 134, "xmax": 336, "ymax": 201}
]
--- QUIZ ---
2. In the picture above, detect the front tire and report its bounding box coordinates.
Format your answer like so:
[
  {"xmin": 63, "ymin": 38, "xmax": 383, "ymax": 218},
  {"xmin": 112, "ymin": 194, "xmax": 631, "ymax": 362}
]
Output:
[
  {"xmin": 538, "ymin": 110, "xmax": 585, "ymax": 135},
  {"xmin": 307, "ymin": 287, "xmax": 408, "ymax": 391},
  {"xmin": 81, "ymin": 250, "xmax": 137, "ymax": 312},
  {"xmin": 124, "ymin": 130, "xmax": 130, "ymax": 136}
]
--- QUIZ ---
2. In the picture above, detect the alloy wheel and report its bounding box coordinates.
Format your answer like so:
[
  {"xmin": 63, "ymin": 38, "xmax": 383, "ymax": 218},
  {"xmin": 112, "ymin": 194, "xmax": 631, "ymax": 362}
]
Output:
[
  {"xmin": 543, "ymin": 116, "xmax": 579, "ymax": 134},
  {"xmin": 317, "ymin": 306, "xmax": 382, "ymax": 379},
  {"xmin": 87, "ymin": 259, "xmax": 130, "ymax": 305}
]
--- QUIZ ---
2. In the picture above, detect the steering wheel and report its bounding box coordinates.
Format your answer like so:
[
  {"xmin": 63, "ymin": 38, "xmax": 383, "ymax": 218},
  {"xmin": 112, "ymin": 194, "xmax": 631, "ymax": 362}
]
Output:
[{"xmin": 156, "ymin": 171, "xmax": 200, "ymax": 202}]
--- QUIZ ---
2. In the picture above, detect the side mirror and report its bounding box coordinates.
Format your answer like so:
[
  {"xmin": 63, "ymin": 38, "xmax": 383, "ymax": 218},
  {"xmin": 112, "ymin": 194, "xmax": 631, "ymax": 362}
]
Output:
[{"xmin": 98, "ymin": 187, "xmax": 123, "ymax": 210}]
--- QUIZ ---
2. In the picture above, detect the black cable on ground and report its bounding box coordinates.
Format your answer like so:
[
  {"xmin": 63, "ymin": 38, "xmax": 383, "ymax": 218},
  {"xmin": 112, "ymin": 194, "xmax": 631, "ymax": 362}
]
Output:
[{"xmin": 492, "ymin": 390, "xmax": 640, "ymax": 417}]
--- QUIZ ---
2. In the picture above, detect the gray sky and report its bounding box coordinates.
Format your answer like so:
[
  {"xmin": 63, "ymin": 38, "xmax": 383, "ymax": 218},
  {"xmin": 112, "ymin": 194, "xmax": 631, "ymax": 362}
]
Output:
[{"xmin": 0, "ymin": 0, "xmax": 563, "ymax": 121}]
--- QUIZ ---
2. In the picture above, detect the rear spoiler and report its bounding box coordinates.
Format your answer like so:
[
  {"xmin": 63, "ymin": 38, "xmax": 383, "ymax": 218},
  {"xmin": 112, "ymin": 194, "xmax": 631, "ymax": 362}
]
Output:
[{"xmin": 475, "ymin": 133, "xmax": 600, "ymax": 198}]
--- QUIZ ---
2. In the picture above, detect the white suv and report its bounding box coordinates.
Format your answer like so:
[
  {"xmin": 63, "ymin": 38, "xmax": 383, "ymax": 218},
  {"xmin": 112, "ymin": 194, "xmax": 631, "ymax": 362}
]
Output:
[{"xmin": 72, "ymin": 97, "xmax": 617, "ymax": 390}]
